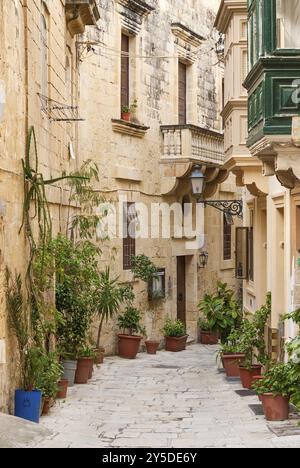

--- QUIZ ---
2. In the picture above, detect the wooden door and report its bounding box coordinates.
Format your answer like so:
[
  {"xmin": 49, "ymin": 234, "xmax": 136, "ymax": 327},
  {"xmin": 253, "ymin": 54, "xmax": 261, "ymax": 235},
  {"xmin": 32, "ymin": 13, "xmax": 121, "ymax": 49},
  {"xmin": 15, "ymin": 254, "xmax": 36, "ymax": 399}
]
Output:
[
  {"xmin": 177, "ymin": 256, "xmax": 186, "ymax": 326},
  {"xmin": 178, "ymin": 62, "xmax": 187, "ymax": 125}
]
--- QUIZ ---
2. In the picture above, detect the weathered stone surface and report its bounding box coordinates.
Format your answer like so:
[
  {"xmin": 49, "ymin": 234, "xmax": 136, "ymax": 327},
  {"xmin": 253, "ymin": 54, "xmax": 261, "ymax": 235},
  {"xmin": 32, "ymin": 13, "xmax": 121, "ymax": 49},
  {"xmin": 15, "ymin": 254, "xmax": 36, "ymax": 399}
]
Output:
[
  {"xmin": 25, "ymin": 345, "xmax": 300, "ymax": 448},
  {"xmin": 0, "ymin": 413, "xmax": 51, "ymax": 448}
]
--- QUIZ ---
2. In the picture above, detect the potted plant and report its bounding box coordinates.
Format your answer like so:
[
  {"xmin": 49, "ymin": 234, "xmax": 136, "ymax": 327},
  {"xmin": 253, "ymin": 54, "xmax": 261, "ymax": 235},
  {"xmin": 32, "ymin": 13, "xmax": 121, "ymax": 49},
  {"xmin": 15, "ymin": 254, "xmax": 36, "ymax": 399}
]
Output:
[
  {"xmin": 253, "ymin": 362, "xmax": 299, "ymax": 421},
  {"xmin": 197, "ymin": 318, "xmax": 219, "ymax": 345},
  {"xmin": 94, "ymin": 268, "xmax": 124, "ymax": 364},
  {"xmin": 131, "ymin": 255, "xmax": 163, "ymax": 355},
  {"xmin": 117, "ymin": 306, "xmax": 146, "ymax": 359},
  {"xmin": 53, "ymin": 235, "xmax": 99, "ymax": 386},
  {"xmin": 75, "ymin": 346, "xmax": 95, "ymax": 384},
  {"xmin": 163, "ymin": 318, "xmax": 188, "ymax": 352},
  {"xmin": 56, "ymin": 378, "xmax": 69, "ymax": 400},
  {"xmin": 238, "ymin": 293, "xmax": 271, "ymax": 389},
  {"xmin": 6, "ymin": 271, "xmax": 44, "ymax": 424},
  {"xmin": 121, "ymin": 100, "xmax": 138, "ymax": 121},
  {"xmin": 36, "ymin": 352, "xmax": 63, "ymax": 416},
  {"xmin": 219, "ymin": 329, "xmax": 246, "ymax": 377},
  {"xmin": 198, "ymin": 283, "xmax": 242, "ymax": 346}
]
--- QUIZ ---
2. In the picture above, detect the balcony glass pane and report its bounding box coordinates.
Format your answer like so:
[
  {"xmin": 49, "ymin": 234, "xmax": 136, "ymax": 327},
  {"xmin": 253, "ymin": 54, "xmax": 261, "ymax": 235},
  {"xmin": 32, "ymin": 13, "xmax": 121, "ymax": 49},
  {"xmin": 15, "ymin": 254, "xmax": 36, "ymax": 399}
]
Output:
[{"xmin": 277, "ymin": 0, "xmax": 300, "ymax": 49}]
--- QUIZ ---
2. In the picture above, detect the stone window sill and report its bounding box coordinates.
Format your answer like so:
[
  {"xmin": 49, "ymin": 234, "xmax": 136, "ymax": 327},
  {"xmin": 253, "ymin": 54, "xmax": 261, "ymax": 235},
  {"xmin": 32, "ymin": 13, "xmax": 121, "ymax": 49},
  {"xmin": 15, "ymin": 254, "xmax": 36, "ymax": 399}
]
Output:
[{"xmin": 111, "ymin": 119, "xmax": 149, "ymax": 138}]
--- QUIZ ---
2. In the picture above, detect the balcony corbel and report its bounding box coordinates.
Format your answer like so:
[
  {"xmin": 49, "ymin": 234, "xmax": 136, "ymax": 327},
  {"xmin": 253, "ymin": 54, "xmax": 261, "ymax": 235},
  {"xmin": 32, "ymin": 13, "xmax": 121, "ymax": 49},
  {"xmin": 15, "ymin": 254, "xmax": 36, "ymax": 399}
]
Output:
[{"xmin": 65, "ymin": 0, "xmax": 100, "ymax": 37}]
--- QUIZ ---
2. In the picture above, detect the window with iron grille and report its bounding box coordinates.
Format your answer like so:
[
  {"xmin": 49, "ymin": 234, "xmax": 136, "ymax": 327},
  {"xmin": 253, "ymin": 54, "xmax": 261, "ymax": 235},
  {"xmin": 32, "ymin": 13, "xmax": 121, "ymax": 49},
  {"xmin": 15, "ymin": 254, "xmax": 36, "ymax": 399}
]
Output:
[
  {"xmin": 223, "ymin": 213, "xmax": 232, "ymax": 260},
  {"xmin": 123, "ymin": 202, "xmax": 136, "ymax": 270}
]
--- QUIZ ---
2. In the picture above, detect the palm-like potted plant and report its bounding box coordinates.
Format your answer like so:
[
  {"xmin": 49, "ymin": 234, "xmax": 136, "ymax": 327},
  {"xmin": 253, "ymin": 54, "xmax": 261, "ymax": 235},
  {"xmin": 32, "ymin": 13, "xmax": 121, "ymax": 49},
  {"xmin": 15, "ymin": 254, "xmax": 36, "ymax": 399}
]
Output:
[
  {"xmin": 253, "ymin": 362, "xmax": 299, "ymax": 421},
  {"xmin": 117, "ymin": 306, "xmax": 146, "ymax": 359},
  {"xmin": 6, "ymin": 270, "xmax": 44, "ymax": 423},
  {"xmin": 163, "ymin": 318, "xmax": 188, "ymax": 352},
  {"xmin": 94, "ymin": 268, "xmax": 124, "ymax": 364}
]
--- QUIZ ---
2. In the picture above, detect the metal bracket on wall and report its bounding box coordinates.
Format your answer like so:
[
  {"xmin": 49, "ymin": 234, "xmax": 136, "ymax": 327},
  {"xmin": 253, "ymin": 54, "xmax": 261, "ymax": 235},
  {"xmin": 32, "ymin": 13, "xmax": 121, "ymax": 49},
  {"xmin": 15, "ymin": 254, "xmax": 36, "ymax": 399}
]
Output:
[{"xmin": 198, "ymin": 199, "xmax": 243, "ymax": 219}]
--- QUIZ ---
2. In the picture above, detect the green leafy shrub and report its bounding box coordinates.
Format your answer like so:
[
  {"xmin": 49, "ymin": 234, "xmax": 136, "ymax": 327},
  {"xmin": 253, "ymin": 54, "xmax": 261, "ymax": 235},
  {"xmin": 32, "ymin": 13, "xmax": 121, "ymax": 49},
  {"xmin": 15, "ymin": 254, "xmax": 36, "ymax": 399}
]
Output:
[
  {"xmin": 131, "ymin": 255, "xmax": 158, "ymax": 282},
  {"xmin": 163, "ymin": 318, "xmax": 186, "ymax": 337},
  {"xmin": 53, "ymin": 235, "xmax": 101, "ymax": 358},
  {"xmin": 252, "ymin": 362, "xmax": 300, "ymax": 397},
  {"xmin": 221, "ymin": 293, "xmax": 271, "ymax": 369},
  {"xmin": 198, "ymin": 282, "xmax": 242, "ymax": 343},
  {"xmin": 35, "ymin": 352, "xmax": 63, "ymax": 399},
  {"xmin": 118, "ymin": 306, "xmax": 146, "ymax": 336},
  {"xmin": 197, "ymin": 318, "xmax": 211, "ymax": 332}
]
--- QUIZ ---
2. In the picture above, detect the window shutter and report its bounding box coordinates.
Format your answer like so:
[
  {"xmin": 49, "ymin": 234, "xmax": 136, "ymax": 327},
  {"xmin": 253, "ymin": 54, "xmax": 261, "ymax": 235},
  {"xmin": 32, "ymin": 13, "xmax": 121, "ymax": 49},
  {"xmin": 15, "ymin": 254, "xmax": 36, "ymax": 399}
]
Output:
[
  {"xmin": 223, "ymin": 213, "xmax": 232, "ymax": 260},
  {"xmin": 123, "ymin": 202, "xmax": 136, "ymax": 270},
  {"xmin": 235, "ymin": 227, "xmax": 249, "ymax": 279},
  {"xmin": 178, "ymin": 62, "xmax": 187, "ymax": 125},
  {"xmin": 121, "ymin": 34, "xmax": 129, "ymax": 110}
]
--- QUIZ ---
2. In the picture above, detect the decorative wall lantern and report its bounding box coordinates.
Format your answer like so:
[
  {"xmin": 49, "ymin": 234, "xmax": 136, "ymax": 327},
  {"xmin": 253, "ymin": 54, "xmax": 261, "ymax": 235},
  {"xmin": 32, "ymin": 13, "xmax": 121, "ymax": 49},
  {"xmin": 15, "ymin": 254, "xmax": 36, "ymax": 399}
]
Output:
[
  {"xmin": 198, "ymin": 251, "xmax": 209, "ymax": 269},
  {"xmin": 189, "ymin": 165, "xmax": 243, "ymax": 219}
]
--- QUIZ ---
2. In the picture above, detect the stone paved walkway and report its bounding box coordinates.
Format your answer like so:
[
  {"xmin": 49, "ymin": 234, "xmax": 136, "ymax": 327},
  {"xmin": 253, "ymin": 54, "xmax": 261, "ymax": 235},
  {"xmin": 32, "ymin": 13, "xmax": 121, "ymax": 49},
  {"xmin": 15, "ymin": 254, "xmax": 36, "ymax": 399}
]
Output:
[{"xmin": 28, "ymin": 344, "xmax": 300, "ymax": 448}]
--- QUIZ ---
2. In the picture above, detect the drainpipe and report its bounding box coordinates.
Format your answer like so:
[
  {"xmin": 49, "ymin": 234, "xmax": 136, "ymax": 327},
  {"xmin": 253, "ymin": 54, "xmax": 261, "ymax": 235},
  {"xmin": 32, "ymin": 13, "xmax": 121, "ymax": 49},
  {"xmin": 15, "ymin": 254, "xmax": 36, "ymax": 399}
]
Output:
[{"xmin": 23, "ymin": 0, "xmax": 29, "ymax": 139}]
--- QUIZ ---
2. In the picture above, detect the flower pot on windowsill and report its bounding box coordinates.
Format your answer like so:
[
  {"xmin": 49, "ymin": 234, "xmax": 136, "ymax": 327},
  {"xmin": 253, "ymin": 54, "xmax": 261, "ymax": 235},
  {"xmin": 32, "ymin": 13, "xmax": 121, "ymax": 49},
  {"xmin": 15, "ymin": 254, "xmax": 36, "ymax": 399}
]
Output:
[
  {"xmin": 239, "ymin": 365, "xmax": 262, "ymax": 389},
  {"xmin": 222, "ymin": 353, "xmax": 246, "ymax": 377},
  {"xmin": 145, "ymin": 340, "xmax": 160, "ymax": 355},
  {"xmin": 200, "ymin": 330, "xmax": 219, "ymax": 345},
  {"xmin": 118, "ymin": 334, "xmax": 142, "ymax": 359},
  {"xmin": 261, "ymin": 394, "xmax": 290, "ymax": 421},
  {"xmin": 121, "ymin": 112, "xmax": 131, "ymax": 122},
  {"xmin": 165, "ymin": 335, "xmax": 188, "ymax": 352}
]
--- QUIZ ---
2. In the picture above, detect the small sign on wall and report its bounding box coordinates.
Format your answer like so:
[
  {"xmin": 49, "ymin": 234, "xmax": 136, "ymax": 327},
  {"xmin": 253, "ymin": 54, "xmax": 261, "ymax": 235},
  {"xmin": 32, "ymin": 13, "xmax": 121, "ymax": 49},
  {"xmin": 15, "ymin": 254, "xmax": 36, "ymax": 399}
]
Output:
[{"xmin": 0, "ymin": 339, "xmax": 6, "ymax": 364}]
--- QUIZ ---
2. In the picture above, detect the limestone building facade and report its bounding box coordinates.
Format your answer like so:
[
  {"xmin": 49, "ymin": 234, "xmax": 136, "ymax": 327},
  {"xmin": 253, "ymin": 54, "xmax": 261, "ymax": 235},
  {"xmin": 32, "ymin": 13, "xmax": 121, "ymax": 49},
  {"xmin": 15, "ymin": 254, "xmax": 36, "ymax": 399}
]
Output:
[{"xmin": 0, "ymin": 0, "xmax": 242, "ymax": 412}]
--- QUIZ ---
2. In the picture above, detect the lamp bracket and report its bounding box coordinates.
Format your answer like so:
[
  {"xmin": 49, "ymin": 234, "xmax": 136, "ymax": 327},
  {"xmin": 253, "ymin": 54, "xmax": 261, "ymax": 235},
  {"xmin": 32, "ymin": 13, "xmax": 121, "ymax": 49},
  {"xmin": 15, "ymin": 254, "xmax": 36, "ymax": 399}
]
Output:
[{"xmin": 198, "ymin": 199, "xmax": 243, "ymax": 219}]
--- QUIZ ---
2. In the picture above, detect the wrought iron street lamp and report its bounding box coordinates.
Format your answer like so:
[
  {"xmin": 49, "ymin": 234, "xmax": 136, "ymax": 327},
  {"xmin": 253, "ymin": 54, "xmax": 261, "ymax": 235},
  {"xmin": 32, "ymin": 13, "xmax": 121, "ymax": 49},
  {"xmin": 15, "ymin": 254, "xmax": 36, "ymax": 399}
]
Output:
[{"xmin": 189, "ymin": 165, "xmax": 243, "ymax": 219}]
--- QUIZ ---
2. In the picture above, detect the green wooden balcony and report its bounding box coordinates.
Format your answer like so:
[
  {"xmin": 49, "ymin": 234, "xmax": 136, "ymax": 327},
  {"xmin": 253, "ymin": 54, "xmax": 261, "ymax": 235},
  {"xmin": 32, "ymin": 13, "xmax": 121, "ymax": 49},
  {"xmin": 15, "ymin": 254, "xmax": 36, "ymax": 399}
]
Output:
[{"xmin": 244, "ymin": 0, "xmax": 300, "ymax": 147}]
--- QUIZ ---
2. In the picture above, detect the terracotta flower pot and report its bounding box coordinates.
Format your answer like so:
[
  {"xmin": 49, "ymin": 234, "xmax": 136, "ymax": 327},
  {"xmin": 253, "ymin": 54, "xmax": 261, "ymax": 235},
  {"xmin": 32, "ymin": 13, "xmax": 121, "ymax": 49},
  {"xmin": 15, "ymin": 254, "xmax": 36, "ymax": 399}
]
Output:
[
  {"xmin": 94, "ymin": 347, "xmax": 105, "ymax": 365},
  {"xmin": 145, "ymin": 340, "xmax": 160, "ymax": 355},
  {"xmin": 239, "ymin": 365, "xmax": 262, "ymax": 389},
  {"xmin": 165, "ymin": 335, "xmax": 188, "ymax": 352},
  {"xmin": 261, "ymin": 394, "xmax": 290, "ymax": 421},
  {"xmin": 121, "ymin": 112, "xmax": 131, "ymax": 122},
  {"xmin": 42, "ymin": 397, "xmax": 53, "ymax": 416},
  {"xmin": 200, "ymin": 330, "xmax": 219, "ymax": 345},
  {"xmin": 252, "ymin": 376, "xmax": 264, "ymax": 401},
  {"xmin": 75, "ymin": 358, "xmax": 93, "ymax": 384},
  {"xmin": 56, "ymin": 379, "xmax": 68, "ymax": 399},
  {"xmin": 118, "ymin": 334, "xmax": 142, "ymax": 359},
  {"xmin": 222, "ymin": 353, "xmax": 246, "ymax": 377}
]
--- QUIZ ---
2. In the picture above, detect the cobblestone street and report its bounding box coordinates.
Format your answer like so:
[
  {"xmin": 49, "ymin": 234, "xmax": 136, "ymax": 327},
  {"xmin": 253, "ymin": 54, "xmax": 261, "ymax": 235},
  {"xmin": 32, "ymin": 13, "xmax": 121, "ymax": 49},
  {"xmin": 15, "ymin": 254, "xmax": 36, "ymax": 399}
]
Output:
[{"xmin": 28, "ymin": 345, "xmax": 300, "ymax": 448}]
